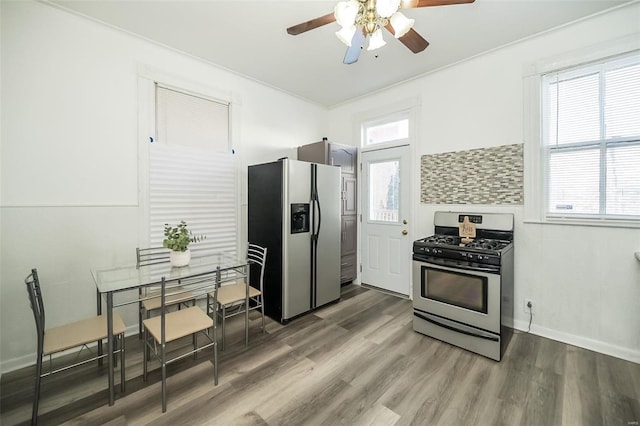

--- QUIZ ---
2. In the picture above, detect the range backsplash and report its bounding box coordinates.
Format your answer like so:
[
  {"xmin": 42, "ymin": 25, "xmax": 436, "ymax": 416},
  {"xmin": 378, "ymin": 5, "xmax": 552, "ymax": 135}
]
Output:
[{"xmin": 420, "ymin": 143, "xmax": 523, "ymax": 205}]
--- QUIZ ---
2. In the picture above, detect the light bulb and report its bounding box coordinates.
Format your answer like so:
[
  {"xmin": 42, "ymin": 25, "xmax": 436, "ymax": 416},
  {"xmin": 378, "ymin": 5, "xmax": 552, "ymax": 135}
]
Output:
[
  {"xmin": 390, "ymin": 12, "xmax": 414, "ymax": 38},
  {"xmin": 376, "ymin": 0, "xmax": 401, "ymax": 18},
  {"xmin": 334, "ymin": 0, "xmax": 359, "ymax": 27},
  {"xmin": 367, "ymin": 29, "xmax": 386, "ymax": 51}
]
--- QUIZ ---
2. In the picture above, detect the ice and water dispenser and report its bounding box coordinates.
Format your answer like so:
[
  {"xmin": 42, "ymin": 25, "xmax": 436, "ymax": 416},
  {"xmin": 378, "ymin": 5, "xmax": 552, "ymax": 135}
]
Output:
[{"xmin": 291, "ymin": 203, "xmax": 310, "ymax": 234}]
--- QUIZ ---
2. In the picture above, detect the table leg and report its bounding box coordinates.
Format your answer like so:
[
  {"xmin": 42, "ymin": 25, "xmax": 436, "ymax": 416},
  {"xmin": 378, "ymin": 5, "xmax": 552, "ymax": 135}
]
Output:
[
  {"xmin": 107, "ymin": 292, "xmax": 114, "ymax": 406},
  {"xmin": 97, "ymin": 288, "xmax": 103, "ymax": 365}
]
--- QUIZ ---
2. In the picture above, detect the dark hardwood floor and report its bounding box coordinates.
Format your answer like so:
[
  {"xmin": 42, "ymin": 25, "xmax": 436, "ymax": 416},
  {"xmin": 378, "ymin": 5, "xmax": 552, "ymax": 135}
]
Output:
[{"xmin": 2, "ymin": 284, "xmax": 639, "ymax": 425}]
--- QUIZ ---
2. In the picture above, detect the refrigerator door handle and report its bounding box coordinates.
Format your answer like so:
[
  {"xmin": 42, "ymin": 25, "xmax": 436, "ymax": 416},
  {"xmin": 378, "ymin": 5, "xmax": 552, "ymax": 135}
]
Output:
[
  {"xmin": 315, "ymin": 194, "xmax": 322, "ymax": 237},
  {"xmin": 310, "ymin": 164, "xmax": 318, "ymax": 308}
]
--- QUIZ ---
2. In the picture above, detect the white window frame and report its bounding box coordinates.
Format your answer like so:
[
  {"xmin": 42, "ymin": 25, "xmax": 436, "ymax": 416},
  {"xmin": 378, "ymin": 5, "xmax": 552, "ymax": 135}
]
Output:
[
  {"xmin": 137, "ymin": 67, "xmax": 243, "ymax": 253},
  {"xmin": 523, "ymin": 36, "xmax": 640, "ymax": 228}
]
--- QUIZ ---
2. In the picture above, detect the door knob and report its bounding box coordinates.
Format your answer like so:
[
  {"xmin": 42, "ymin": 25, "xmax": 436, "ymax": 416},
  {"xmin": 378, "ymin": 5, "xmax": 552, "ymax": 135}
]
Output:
[
  {"xmin": 403, "ymin": 219, "xmax": 408, "ymax": 224},
  {"xmin": 402, "ymin": 230, "xmax": 408, "ymax": 235}
]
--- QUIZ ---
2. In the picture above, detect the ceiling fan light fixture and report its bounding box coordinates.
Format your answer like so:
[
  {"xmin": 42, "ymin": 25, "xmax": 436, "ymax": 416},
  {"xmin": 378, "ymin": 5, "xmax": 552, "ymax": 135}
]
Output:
[
  {"xmin": 376, "ymin": 0, "xmax": 401, "ymax": 18},
  {"xmin": 389, "ymin": 11, "xmax": 414, "ymax": 38},
  {"xmin": 336, "ymin": 25, "xmax": 357, "ymax": 46},
  {"xmin": 334, "ymin": 0, "xmax": 359, "ymax": 27},
  {"xmin": 367, "ymin": 28, "xmax": 386, "ymax": 51}
]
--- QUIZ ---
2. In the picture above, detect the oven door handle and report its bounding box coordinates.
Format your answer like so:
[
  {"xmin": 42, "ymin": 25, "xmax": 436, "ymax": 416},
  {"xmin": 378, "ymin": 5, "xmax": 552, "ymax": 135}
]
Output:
[
  {"xmin": 412, "ymin": 255, "xmax": 500, "ymax": 273},
  {"xmin": 414, "ymin": 311, "xmax": 499, "ymax": 342}
]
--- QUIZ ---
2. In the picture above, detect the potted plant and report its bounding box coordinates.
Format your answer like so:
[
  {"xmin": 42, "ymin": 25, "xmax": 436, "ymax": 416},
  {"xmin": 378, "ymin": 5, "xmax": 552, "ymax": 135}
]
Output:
[{"xmin": 163, "ymin": 221, "xmax": 206, "ymax": 267}]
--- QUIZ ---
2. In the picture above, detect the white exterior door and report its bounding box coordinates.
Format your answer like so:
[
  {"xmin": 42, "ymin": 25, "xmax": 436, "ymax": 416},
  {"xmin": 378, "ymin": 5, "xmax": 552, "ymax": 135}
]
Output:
[{"xmin": 361, "ymin": 145, "xmax": 412, "ymax": 295}]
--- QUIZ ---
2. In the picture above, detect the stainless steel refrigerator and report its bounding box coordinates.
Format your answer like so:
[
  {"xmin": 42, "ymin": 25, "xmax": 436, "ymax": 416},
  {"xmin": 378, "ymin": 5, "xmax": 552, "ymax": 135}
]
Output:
[{"xmin": 248, "ymin": 158, "xmax": 341, "ymax": 323}]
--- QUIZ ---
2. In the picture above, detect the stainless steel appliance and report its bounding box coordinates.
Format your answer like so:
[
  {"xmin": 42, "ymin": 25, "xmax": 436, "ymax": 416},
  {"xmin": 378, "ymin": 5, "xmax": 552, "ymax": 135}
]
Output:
[
  {"xmin": 412, "ymin": 211, "xmax": 514, "ymax": 361},
  {"xmin": 298, "ymin": 138, "xmax": 358, "ymax": 285},
  {"xmin": 248, "ymin": 158, "xmax": 341, "ymax": 323}
]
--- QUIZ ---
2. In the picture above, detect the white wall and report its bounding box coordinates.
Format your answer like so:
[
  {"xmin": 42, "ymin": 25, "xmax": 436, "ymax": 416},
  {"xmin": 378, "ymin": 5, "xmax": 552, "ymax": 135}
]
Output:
[
  {"xmin": 0, "ymin": 0, "xmax": 327, "ymax": 373},
  {"xmin": 327, "ymin": 3, "xmax": 640, "ymax": 363}
]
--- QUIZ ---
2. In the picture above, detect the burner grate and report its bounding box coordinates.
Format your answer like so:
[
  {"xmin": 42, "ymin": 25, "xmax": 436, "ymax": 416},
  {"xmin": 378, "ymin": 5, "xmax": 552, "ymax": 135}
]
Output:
[
  {"xmin": 464, "ymin": 238, "xmax": 510, "ymax": 251},
  {"xmin": 424, "ymin": 235, "xmax": 461, "ymax": 246}
]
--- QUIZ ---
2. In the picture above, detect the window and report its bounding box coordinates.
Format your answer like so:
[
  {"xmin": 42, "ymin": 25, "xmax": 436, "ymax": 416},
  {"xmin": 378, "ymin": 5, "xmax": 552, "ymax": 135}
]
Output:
[
  {"xmin": 149, "ymin": 84, "xmax": 237, "ymax": 256},
  {"xmin": 362, "ymin": 111, "xmax": 409, "ymax": 147},
  {"xmin": 368, "ymin": 160, "xmax": 400, "ymax": 222},
  {"xmin": 541, "ymin": 53, "xmax": 640, "ymax": 220}
]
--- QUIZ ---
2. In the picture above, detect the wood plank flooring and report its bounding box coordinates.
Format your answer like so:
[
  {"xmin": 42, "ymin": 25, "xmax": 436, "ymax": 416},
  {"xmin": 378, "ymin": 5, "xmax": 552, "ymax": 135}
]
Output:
[{"xmin": 2, "ymin": 284, "xmax": 639, "ymax": 425}]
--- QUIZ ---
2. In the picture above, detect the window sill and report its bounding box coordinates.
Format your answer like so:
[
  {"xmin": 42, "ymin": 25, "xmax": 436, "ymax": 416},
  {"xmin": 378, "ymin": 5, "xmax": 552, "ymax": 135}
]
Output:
[{"xmin": 524, "ymin": 216, "xmax": 640, "ymax": 229}]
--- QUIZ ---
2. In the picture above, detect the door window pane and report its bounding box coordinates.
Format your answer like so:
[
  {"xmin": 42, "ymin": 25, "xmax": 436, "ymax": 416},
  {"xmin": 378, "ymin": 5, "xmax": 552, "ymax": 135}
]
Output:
[{"xmin": 369, "ymin": 160, "xmax": 399, "ymax": 222}]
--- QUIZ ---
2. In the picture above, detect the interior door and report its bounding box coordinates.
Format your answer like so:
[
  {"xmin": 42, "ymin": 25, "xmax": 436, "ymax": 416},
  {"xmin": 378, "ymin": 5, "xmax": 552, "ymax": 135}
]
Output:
[{"xmin": 361, "ymin": 145, "xmax": 412, "ymax": 296}]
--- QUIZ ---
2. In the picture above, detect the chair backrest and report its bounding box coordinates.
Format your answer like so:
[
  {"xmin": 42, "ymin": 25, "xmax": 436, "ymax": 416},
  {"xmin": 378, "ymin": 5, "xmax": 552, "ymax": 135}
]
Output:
[
  {"xmin": 25, "ymin": 268, "xmax": 45, "ymax": 353},
  {"xmin": 136, "ymin": 247, "xmax": 170, "ymax": 269},
  {"xmin": 247, "ymin": 244, "xmax": 267, "ymax": 292}
]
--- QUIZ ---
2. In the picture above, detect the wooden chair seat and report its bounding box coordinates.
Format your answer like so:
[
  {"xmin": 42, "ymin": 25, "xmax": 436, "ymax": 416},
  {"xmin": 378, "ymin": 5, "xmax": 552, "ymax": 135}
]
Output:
[
  {"xmin": 143, "ymin": 306, "xmax": 213, "ymax": 343},
  {"xmin": 141, "ymin": 287, "xmax": 195, "ymax": 311},
  {"xmin": 43, "ymin": 313, "xmax": 126, "ymax": 355},
  {"xmin": 216, "ymin": 283, "xmax": 261, "ymax": 306}
]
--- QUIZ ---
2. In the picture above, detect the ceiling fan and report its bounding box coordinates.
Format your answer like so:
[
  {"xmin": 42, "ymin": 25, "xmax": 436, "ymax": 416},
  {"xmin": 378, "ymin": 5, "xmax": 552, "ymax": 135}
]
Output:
[{"xmin": 287, "ymin": 0, "xmax": 475, "ymax": 64}]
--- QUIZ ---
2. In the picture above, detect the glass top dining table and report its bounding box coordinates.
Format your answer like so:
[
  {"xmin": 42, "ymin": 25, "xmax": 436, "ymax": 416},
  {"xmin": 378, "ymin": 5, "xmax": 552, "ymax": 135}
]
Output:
[
  {"xmin": 92, "ymin": 251, "xmax": 245, "ymax": 294},
  {"xmin": 91, "ymin": 251, "xmax": 248, "ymax": 406}
]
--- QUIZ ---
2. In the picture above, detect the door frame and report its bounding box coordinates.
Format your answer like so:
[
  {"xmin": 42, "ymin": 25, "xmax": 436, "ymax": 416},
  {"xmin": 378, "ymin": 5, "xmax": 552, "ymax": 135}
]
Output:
[
  {"xmin": 353, "ymin": 97, "xmax": 421, "ymax": 299},
  {"xmin": 360, "ymin": 145, "xmax": 413, "ymax": 296}
]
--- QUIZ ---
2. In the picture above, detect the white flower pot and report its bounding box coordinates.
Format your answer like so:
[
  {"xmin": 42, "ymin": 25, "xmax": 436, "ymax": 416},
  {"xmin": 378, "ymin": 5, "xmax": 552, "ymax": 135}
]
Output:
[{"xmin": 170, "ymin": 249, "xmax": 191, "ymax": 267}]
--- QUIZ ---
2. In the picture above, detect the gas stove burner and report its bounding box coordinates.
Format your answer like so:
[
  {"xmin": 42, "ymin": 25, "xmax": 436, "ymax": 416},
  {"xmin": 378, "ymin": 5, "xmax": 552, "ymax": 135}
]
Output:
[
  {"xmin": 464, "ymin": 239, "xmax": 510, "ymax": 251},
  {"xmin": 424, "ymin": 235, "xmax": 461, "ymax": 246}
]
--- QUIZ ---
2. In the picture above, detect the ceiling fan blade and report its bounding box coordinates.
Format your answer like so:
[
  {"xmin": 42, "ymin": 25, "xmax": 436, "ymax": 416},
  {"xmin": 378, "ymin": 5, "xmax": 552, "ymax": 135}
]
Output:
[
  {"xmin": 402, "ymin": 0, "xmax": 474, "ymax": 8},
  {"xmin": 385, "ymin": 24, "xmax": 429, "ymax": 53},
  {"xmin": 287, "ymin": 13, "xmax": 336, "ymax": 35},
  {"xmin": 343, "ymin": 30, "xmax": 366, "ymax": 64}
]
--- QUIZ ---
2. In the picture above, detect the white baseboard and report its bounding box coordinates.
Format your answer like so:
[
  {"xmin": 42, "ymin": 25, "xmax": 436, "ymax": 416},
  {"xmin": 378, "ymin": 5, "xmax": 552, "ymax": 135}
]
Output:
[
  {"xmin": 1, "ymin": 353, "xmax": 37, "ymax": 376},
  {"xmin": 513, "ymin": 319, "xmax": 640, "ymax": 364}
]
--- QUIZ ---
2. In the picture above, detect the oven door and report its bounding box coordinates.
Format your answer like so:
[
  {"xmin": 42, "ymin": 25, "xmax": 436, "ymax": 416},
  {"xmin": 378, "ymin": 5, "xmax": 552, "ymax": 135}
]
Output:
[{"xmin": 412, "ymin": 259, "xmax": 500, "ymax": 334}]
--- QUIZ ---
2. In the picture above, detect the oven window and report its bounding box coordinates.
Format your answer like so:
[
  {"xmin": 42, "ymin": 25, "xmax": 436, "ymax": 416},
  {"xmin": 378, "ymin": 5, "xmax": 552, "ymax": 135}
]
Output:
[{"xmin": 421, "ymin": 266, "xmax": 488, "ymax": 313}]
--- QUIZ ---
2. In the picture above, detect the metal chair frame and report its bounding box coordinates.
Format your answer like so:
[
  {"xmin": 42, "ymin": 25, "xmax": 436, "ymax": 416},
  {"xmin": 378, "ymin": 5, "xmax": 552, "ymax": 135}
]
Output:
[
  {"xmin": 207, "ymin": 243, "xmax": 266, "ymax": 350},
  {"xmin": 25, "ymin": 268, "xmax": 125, "ymax": 425},
  {"xmin": 142, "ymin": 271, "xmax": 221, "ymax": 413},
  {"xmin": 136, "ymin": 247, "xmax": 196, "ymax": 338}
]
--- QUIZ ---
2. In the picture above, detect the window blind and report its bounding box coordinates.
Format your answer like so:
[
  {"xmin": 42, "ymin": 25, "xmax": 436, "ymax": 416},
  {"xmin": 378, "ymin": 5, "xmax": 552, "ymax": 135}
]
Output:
[
  {"xmin": 151, "ymin": 85, "xmax": 237, "ymax": 256},
  {"xmin": 542, "ymin": 54, "xmax": 640, "ymax": 219}
]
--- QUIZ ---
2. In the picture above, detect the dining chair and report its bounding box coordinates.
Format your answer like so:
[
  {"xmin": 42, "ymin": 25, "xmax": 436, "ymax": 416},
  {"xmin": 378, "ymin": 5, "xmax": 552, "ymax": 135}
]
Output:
[
  {"xmin": 206, "ymin": 243, "xmax": 266, "ymax": 351},
  {"xmin": 25, "ymin": 268, "xmax": 126, "ymax": 425},
  {"xmin": 136, "ymin": 247, "xmax": 196, "ymax": 338},
  {"xmin": 142, "ymin": 275, "xmax": 218, "ymax": 413}
]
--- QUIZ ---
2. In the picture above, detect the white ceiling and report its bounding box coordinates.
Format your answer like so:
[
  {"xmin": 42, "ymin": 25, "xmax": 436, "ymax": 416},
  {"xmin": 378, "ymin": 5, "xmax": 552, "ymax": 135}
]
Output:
[{"xmin": 48, "ymin": 0, "xmax": 633, "ymax": 107}]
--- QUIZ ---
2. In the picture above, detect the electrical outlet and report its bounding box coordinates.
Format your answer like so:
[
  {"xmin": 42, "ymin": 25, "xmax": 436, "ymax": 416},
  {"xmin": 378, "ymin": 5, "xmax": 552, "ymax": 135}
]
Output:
[{"xmin": 524, "ymin": 299, "xmax": 534, "ymax": 314}]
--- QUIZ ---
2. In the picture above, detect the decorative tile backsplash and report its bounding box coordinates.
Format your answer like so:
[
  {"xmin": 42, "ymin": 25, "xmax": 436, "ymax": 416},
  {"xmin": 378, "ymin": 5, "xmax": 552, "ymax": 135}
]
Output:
[{"xmin": 420, "ymin": 143, "xmax": 523, "ymax": 205}]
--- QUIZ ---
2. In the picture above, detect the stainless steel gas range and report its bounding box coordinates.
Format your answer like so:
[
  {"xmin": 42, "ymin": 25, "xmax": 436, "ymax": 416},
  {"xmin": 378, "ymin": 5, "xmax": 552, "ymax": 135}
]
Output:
[{"xmin": 412, "ymin": 211, "xmax": 514, "ymax": 361}]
